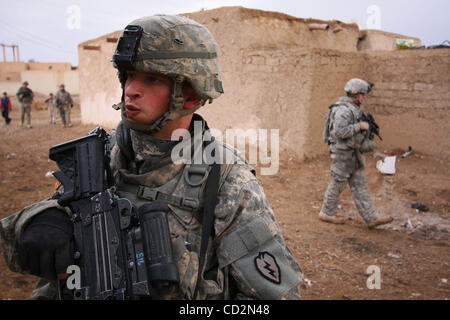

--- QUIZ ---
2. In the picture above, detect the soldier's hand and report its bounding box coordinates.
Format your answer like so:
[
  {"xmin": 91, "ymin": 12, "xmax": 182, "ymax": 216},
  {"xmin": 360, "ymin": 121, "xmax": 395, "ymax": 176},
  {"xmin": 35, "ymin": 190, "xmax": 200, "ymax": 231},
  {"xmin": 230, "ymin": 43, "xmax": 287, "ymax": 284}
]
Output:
[
  {"xmin": 359, "ymin": 121, "xmax": 370, "ymax": 131},
  {"xmin": 18, "ymin": 208, "xmax": 74, "ymax": 280}
]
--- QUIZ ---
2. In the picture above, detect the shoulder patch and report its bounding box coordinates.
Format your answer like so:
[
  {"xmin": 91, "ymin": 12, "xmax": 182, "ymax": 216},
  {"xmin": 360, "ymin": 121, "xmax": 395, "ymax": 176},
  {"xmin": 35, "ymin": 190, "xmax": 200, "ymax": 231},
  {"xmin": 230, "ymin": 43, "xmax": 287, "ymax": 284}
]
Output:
[{"xmin": 254, "ymin": 252, "xmax": 281, "ymax": 284}]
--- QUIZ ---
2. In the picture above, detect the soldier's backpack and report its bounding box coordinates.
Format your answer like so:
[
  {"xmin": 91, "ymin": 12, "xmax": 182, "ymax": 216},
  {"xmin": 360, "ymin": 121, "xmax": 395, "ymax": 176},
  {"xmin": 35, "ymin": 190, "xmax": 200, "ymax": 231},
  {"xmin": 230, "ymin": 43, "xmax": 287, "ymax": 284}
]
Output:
[{"xmin": 323, "ymin": 104, "xmax": 339, "ymax": 145}]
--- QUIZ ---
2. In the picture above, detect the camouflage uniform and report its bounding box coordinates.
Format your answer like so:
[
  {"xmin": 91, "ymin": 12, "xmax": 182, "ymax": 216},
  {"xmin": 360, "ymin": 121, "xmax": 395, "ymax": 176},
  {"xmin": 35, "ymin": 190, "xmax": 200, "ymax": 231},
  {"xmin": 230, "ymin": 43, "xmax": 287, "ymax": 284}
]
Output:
[
  {"xmin": 55, "ymin": 89, "xmax": 73, "ymax": 127},
  {"xmin": 0, "ymin": 115, "xmax": 303, "ymax": 300},
  {"xmin": 0, "ymin": 14, "xmax": 303, "ymax": 300},
  {"xmin": 321, "ymin": 96, "xmax": 378, "ymax": 223},
  {"xmin": 16, "ymin": 85, "xmax": 33, "ymax": 126}
]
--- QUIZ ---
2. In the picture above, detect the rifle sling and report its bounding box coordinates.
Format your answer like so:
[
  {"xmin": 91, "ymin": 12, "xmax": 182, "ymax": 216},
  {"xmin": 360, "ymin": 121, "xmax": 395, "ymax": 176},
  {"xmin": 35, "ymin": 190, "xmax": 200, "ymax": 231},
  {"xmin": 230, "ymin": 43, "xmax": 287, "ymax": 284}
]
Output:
[{"xmin": 193, "ymin": 142, "xmax": 221, "ymax": 299}]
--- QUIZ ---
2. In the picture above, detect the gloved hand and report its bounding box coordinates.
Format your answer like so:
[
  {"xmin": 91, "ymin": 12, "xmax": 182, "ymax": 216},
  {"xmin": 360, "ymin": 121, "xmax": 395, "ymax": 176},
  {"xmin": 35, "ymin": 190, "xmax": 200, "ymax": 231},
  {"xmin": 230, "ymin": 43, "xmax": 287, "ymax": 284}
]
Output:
[
  {"xmin": 18, "ymin": 208, "xmax": 74, "ymax": 280},
  {"xmin": 359, "ymin": 121, "xmax": 370, "ymax": 131},
  {"xmin": 360, "ymin": 139, "xmax": 377, "ymax": 153}
]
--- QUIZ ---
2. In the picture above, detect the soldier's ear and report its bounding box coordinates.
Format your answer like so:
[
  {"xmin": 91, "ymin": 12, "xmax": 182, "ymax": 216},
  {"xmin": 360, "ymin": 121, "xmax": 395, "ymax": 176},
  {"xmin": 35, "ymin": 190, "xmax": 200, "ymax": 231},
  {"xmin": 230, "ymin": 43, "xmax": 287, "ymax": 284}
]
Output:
[{"xmin": 181, "ymin": 83, "xmax": 201, "ymax": 110}]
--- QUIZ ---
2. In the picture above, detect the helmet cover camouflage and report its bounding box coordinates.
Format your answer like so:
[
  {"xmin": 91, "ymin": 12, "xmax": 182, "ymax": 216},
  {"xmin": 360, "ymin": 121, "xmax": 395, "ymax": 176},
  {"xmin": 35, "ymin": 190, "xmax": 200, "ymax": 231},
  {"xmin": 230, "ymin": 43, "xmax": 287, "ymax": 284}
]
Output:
[
  {"xmin": 113, "ymin": 14, "xmax": 223, "ymax": 100},
  {"xmin": 344, "ymin": 78, "xmax": 374, "ymax": 95}
]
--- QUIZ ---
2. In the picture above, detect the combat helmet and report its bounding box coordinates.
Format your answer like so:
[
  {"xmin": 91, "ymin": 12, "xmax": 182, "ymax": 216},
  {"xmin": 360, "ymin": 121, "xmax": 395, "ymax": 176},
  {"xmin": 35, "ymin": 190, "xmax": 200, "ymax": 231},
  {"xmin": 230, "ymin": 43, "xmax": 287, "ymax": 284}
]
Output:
[
  {"xmin": 112, "ymin": 14, "xmax": 224, "ymax": 133},
  {"xmin": 344, "ymin": 78, "xmax": 374, "ymax": 95}
]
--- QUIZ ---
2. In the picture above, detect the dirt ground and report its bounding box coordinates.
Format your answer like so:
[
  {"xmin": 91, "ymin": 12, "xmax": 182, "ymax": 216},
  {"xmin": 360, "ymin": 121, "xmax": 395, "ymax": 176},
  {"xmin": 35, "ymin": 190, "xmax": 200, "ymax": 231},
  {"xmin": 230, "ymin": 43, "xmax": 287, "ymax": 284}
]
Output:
[{"xmin": 0, "ymin": 100, "xmax": 448, "ymax": 300}]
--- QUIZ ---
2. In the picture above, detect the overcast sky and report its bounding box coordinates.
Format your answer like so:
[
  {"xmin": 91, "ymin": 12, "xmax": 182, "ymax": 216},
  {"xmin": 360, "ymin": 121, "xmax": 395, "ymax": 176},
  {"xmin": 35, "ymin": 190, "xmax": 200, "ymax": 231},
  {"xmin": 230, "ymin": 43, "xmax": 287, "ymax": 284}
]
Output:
[{"xmin": 1, "ymin": 0, "xmax": 449, "ymax": 66}]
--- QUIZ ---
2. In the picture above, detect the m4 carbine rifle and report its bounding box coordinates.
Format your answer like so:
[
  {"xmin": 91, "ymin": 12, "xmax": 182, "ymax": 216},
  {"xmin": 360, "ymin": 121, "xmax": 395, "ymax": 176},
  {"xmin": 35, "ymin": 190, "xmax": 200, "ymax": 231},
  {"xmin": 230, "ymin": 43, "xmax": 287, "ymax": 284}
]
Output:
[
  {"xmin": 357, "ymin": 110, "xmax": 382, "ymax": 141},
  {"xmin": 49, "ymin": 127, "xmax": 179, "ymax": 300}
]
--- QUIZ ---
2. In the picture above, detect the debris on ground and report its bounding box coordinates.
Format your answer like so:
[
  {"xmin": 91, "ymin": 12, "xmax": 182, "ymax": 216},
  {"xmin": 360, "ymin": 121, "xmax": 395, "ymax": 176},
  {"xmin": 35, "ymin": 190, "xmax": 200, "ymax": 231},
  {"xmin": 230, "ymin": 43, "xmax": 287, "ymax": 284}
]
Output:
[
  {"xmin": 401, "ymin": 146, "xmax": 413, "ymax": 158},
  {"xmin": 376, "ymin": 156, "xmax": 396, "ymax": 175},
  {"xmin": 411, "ymin": 203, "xmax": 429, "ymax": 212}
]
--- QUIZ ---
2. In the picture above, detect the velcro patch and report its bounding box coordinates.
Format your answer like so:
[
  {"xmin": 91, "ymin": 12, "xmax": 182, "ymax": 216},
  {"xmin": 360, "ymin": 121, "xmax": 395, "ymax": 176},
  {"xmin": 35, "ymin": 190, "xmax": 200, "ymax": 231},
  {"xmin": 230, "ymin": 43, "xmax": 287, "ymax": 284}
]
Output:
[{"xmin": 254, "ymin": 252, "xmax": 281, "ymax": 284}]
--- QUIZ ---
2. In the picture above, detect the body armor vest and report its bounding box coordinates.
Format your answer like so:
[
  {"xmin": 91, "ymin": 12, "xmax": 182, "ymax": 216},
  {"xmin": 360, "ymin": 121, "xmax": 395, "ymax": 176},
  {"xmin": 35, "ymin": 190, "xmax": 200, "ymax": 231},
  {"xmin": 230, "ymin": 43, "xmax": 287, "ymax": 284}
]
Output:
[{"xmin": 109, "ymin": 118, "xmax": 250, "ymax": 299}]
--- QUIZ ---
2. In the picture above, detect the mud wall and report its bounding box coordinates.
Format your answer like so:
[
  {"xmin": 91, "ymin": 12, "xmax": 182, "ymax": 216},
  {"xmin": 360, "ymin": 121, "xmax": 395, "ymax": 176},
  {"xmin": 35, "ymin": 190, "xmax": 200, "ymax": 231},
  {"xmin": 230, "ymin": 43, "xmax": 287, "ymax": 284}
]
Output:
[
  {"xmin": 306, "ymin": 49, "xmax": 366, "ymax": 158},
  {"xmin": 0, "ymin": 62, "xmax": 77, "ymax": 95},
  {"xmin": 20, "ymin": 70, "xmax": 79, "ymax": 95},
  {"xmin": 198, "ymin": 47, "xmax": 314, "ymax": 157},
  {"xmin": 364, "ymin": 49, "xmax": 450, "ymax": 159},
  {"xmin": 184, "ymin": 6, "xmax": 360, "ymax": 55},
  {"xmin": 299, "ymin": 48, "xmax": 450, "ymax": 160},
  {"xmin": 186, "ymin": 7, "xmax": 359, "ymax": 158},
  {"xmin": 358, "ymin": 29, "xmax": 422, "ymax": 51},
  {"xmin": 0, "ymin": 62, "xmax": 27, "ymax": 83},
  {"xmin": 0, "ymin": 82, "xmax": 21, "ymax": 95},
  {"xmin": 76, "ymin": 6, "xmax": 450, "ymax": 161},
  {"xmin": 77, "ymin": 31, "xmax": 122, "ymax": 128}
]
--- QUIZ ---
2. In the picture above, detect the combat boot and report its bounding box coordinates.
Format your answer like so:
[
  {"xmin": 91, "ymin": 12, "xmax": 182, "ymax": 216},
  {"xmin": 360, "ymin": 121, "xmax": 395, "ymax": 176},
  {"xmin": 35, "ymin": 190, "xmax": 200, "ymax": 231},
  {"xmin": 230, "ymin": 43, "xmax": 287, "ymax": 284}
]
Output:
[
  {"xmin": 318, "ymin": 211, "xmax": 346, "ymax": 224},
  {"xmin": 367, "ymin": 215, "xmax": 394, "ymax": 229}
]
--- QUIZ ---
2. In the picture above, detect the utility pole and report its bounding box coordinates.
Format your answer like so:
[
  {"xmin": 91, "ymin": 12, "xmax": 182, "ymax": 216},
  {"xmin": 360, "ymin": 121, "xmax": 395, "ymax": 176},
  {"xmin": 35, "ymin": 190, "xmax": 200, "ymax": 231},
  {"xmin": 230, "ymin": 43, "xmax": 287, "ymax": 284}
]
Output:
[{"xmin": 0, "ymin": 44, "xmax": 20, "ymax": 62}]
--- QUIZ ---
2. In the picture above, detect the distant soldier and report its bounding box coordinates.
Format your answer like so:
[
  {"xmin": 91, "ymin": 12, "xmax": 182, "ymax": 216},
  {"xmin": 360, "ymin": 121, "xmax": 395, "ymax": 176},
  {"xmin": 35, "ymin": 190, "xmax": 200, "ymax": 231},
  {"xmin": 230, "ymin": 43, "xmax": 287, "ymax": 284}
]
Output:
[
  {"xmin": 1, "ymin": 92, "xmax": 12, "ymax": 125},
  {"xmin": 16, "ymin": 81, "xmax": 34, "ymax": 128},
  {"xmin": 320, "ymin": 78, "xmax": 393, "ymax": 228},
  {"xmin": 45, "ymin": 93, "xmax": 56, "ymax": 124},
  {"xmin": 55, "ymin": 84, "xmax": 73, "ymax": 127}
]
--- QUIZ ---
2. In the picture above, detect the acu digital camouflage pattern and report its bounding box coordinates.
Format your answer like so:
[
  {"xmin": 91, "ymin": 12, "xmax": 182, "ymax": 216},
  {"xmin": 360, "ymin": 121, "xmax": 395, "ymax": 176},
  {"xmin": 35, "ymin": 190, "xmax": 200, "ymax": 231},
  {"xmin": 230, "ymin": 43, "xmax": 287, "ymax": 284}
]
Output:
[
  {"xmin": 16, "ymin": 86, "xmax": 33, "ymax": 104},
  {"xmin": 55, "ymin": 90, "xmax": 73, "ymax": 107},
  {"xmin": 16, "ymin": 86, "xmax": 34, "ymax": 126},
  {"xmin": 18, "ymin": 102, "xmax": 31, "ymax": 126},
  {"xmin": 0, "ymin": 115, "xmax": 303, "ymax": 300},
  {"xmin": 321, "ymin": 96, "xmax": 378, "ymax": 223},
  {"xmin": 113, "ymin": 14, "xmax": 223, "ymax": 101},
  {"xmin": 55, "ymin": 89, "xmax": 73, "ymax": 126},
  {"xmin": 344, "ymin": 78, "xmax": 371, "ymax": 95}
]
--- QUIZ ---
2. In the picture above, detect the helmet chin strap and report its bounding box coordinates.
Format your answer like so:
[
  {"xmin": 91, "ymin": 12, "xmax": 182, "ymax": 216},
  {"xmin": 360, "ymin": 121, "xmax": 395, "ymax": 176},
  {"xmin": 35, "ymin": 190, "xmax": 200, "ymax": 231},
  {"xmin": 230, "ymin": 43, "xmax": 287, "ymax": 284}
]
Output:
[{"xmin": 119, "ymin": 75, "xmax": 204, "ymax": 134}]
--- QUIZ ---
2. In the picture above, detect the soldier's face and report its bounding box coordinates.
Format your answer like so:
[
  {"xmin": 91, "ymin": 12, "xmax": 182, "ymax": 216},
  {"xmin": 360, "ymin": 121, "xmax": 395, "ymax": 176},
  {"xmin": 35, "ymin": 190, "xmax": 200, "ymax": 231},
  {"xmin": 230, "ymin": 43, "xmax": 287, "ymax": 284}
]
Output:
[
  {"xmin": 359, "ymin": 93, "xmax": 366, "ymax": 104},
  {"xmin": 124, "ymin": 70, "xmax": 173, "ymax": 125}
]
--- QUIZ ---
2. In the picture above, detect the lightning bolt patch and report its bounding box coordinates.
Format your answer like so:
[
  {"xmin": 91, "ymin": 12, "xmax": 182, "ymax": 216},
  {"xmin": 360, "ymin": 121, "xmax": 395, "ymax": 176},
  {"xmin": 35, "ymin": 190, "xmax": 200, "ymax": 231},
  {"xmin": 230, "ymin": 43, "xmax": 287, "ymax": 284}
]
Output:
[{"xmin": 255, "ymin": 252, "xmax": 281, "ymax": 284}]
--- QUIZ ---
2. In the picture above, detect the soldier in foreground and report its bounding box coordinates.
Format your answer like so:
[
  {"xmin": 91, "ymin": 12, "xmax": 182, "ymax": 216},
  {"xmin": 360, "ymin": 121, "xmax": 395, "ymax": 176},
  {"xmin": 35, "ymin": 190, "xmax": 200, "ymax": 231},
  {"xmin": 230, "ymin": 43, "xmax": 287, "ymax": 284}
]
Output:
[
  {"xmin": 16, "ymin": 81, "xmax": 34, "ymax": 128},
  {"xmin": 0, "ymin": 15, "xmax": 303, "ymax": 300},
  {"xmin": 320, "ymin": 78, "xmax": 393, "ymax": 228},
  {"xmin": 55, "ymin": 84, "xmax": 73, "ymax": 127}
]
